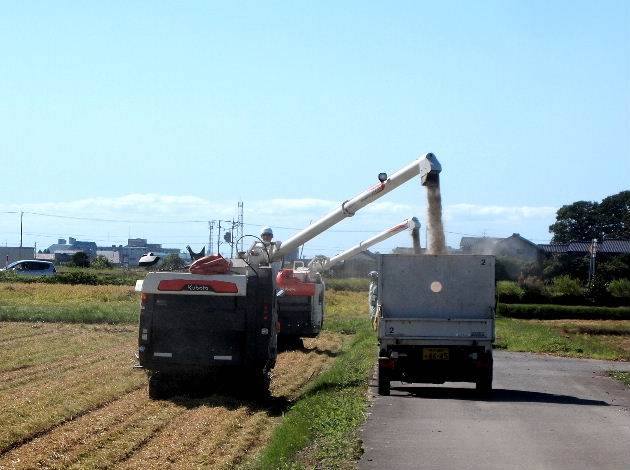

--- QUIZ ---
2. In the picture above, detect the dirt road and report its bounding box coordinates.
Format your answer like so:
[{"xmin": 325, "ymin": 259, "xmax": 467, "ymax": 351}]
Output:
[
  {"xmin": 0, "ymin": 322, "xmax": 343, "ymax": 469},
  {"xmin": 360, "ymin": 351, "xmax": 630, "ymax": 470}
]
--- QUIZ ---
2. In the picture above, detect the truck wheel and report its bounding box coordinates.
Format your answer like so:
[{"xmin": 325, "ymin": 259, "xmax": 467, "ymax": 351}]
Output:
[
  {"xmin": 378, "ymin": 367, "xmax": 390, "ymax": 396},
  {"xmin": 475, "ymin": 367, "xmax": 493, "ymax": 397},
  {"xmin": 148, "ymin": 373, "xmax": 171, "ymax": 400}
]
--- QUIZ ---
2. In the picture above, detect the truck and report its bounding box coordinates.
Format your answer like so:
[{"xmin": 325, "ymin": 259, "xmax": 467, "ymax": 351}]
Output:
[
  {"xmin": 375, "ymin": 253, "xmax": 496, "ymax": 396},
  {"xmin": 136, "ymin": 153, "xmax": 442, "ymax": 399}
]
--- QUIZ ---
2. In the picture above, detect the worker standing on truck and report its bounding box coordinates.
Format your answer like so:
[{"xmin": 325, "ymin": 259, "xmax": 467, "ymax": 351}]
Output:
[{"xmin": 368, "ymin": 270, "xmax": 379, "ymax": 321}]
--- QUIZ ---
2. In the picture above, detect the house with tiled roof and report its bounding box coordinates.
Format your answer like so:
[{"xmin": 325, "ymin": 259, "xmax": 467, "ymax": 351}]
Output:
[
  {"xmin": 538, "ymin": 240, "xmax": 630, "ymax": 255},
  {"xmin": 460, "ymin": 233, "xmax": 541, "ymax": 263}
]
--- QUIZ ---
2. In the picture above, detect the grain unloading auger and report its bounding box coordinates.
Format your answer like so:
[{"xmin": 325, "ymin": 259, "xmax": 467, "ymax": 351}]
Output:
[
  {"xmin": 313, "ymin": 216, "xmax": 421, "ymax": 272},
  {"xmin": 275, "ymin": 217, "xmax": 421, "ymax": 345},
  {"xmin": 135, "ymin": 153, "xmax": 441, "ymax": 399},
  {"xmin": 271, "ymin": 153, "xmax": 440, "ymax": 262}
]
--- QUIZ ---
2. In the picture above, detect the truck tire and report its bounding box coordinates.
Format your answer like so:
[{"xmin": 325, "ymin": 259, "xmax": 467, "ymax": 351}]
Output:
[
  {"xmin": 475, "ymin": 366, "xmax": 493, "ymax": 397},
  {"xmin": 377, "ymin": 367, "xmax": 390, "ymax": 396}
]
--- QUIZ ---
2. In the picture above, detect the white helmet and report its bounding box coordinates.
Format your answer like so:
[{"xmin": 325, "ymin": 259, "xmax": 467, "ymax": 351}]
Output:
[{"xmin": 261, "ymin": 226, "xmax": 273, "ymax": 237}]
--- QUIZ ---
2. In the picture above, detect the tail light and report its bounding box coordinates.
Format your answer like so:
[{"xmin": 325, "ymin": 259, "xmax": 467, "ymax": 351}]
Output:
[
  {"xmin": 140, "ymin": 293, "xmax": 152, "ymax": 309},
  {"xmin": 379, "ymin": 357, "xmax": 396, "ymax": 369},
  {"xmin": 262, "ymin": 303, "xmax": 270, "ymax": 321}
]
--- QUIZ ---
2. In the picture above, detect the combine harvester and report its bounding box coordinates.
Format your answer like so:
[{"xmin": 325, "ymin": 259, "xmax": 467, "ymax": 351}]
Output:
[{"xmin": 135, "ymin": 153, "xmax": 441, "ymax": 398}]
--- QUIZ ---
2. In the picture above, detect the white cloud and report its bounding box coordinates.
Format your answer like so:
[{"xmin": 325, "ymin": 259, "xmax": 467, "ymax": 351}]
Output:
[
  {"xmin": 1, "ymin": 194, "xmax": 557, "ymax": 227},
  {"xmin": 0, "ymin": 194, "xmax": 558, "ymax": 251},
  {"xmin": 1, "ymin": 194, "xmax": 419, "ymax": 221}
]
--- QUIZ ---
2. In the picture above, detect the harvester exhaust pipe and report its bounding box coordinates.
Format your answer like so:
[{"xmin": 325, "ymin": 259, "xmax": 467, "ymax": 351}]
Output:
[{"xmin": 272, "ymin": 153, "xmax": 441, "ymax": 261}]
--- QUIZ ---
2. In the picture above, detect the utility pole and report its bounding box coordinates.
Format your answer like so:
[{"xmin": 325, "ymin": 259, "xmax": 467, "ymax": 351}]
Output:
[
  {"xmin": 588, "ymin": 238, "xmax": 598, "ymax": 286},
  {"xmin": 216, "ymin": 220, "xmax": 222, "ymax": 257},
  {"xmin": 208, "ymin": 221, "xmax": 215, "ymax": 254},
  {"xmin": 20, "ymin": 211, "xmax": 23, "ymax": 248}
]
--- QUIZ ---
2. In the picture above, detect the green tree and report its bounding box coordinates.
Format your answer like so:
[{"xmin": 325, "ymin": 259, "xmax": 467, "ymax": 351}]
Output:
[
  {"xmin": 91, "ymin": 255, "xmax": 113, "ymax": 269},
  {"xmin": 599, "ymin": 190, "xmax": 630, "ymax": 240},
  {"xmin": 549, "ymin": 190, "xmax": 630, "ymax": 243},
  {"xmin": 549, "ymin": 201, "xmax": 601, "ymax": 243},
  {"xmin": 159, "ymin": 253, "xmax": 186, "ymax": 271},
  {"xmin": 546, "ymin": 191, "xmax": 630, "ymax": 284}
]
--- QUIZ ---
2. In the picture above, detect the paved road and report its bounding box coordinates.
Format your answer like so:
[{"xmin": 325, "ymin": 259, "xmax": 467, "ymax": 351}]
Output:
[{"xmin": 359, "ymin": 351, "xmax": 630, "ymax": 470}]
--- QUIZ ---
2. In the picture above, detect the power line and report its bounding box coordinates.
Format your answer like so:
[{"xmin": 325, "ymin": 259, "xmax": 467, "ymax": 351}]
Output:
[
  {"xmin": 17, "ymin": 210, "xmax": 390, "ymax": 234},
  {"xmin": 6, "ymin": 210, "xmax": 552, "ymax": 243},
  {"xmin": 21, "ymin": 211, "xmax": 209, "ymax": 224}
]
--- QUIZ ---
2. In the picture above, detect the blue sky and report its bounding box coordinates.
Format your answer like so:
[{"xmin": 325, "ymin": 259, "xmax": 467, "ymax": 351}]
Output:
[{"xmin": 1, "ymin": 1, "xmax": 628, "ymax": 256}]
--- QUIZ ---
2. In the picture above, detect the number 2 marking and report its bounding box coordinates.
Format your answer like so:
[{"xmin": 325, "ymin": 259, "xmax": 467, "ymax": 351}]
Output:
[
  {"xmin": 388, "ymin": 327, "xmax": 394, "ymax": 334},
  {"xmin": 481, "ymin": 258, "xmax": 486, "ymax": 265}
]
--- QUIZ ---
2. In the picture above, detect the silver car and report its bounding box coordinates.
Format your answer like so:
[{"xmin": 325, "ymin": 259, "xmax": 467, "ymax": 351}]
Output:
[{"xmin": 2, "ymin": 260, "xmax": 56, "ymax": 276}]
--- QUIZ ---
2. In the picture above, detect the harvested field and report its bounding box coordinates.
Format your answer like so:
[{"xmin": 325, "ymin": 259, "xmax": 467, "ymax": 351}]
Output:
[
  {"xmin": 543, "ymin": 319, "xmax": 630, "ymax": 359},
  {"xmin": 496, "ymin": 317, "xmax": 630, "ymax": 360},
  {"xmin": 0, "ymin": 322, "xmax": 343, "ymax": 469}
]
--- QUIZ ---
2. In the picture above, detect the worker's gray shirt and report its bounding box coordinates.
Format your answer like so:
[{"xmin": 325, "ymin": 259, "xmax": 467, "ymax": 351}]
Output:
[{"xmin": 368, "ymin": 281, "xmax": 378, "ymax": 319}]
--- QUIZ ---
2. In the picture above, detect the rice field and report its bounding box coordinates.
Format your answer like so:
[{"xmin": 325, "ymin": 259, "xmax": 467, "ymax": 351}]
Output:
[
  {"xmin": 0, "ymin": 321, "xmax": 344, "ymax": 469},
  {"xmin": 0, "ymin": 283, "xmax": 138, "ymax": 324}
]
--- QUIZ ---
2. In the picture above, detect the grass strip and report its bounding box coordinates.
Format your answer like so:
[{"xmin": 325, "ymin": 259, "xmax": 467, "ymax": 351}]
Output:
[
  {"xmin": 253, "ymin": 328, "xmax": 374, "ymax": 469},
  {"xmin": 607, "ymin": 370, "xmax": 630, "ymax": 387},
  {"xmin": 495, "ymin": 317, "xmax": 629, "ymax": 360},
  {"xmin": 249, "ymin": 290, "xmax": 375, "ymax": 469},
  {"xmin": 498, "ymin": 303, "xmax": 630, "ymax": 320}
]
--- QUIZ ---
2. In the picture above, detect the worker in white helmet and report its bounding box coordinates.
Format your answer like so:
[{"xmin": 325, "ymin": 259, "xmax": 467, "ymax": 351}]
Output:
[
  {"xmin": 260, "ymin": 226, "xmax": 274, "ymax": 244},
  {"xmin": 249, "ymin": 227, "xmax": 282, "ymax": 260}
]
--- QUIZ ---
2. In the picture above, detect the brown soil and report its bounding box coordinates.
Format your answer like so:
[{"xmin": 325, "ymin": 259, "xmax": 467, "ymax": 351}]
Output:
[{"xmin": 0, "ymin": 323, "xmax": 342, "ymax": 469}]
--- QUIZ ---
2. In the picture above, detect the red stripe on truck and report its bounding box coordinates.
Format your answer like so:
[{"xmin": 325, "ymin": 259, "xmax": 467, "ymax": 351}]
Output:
[{"xmin": 157, "ymin": 279, "xmax": 239, "ymax": 293}]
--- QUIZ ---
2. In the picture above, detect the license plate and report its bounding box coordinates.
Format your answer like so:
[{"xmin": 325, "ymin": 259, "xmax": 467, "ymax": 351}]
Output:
[{"xmin": 423, "ymin": 348, "xmax": 449, "ymax": 361}]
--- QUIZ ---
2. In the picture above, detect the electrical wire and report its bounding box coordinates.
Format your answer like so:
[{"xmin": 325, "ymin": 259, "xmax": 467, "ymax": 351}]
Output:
[
  {"xmin": 6, "ymin": 210, "xmax": 390, "ymax": 234},
  {"xmin": 3, "ymin": 210, "xmax": 552, "ymax": 245}
]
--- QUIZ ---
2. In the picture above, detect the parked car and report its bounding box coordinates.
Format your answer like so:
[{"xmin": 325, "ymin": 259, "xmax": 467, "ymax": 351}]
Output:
[{"xmin": 1, "ymin": 260, "xmax": 56, "ymax": 276}]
